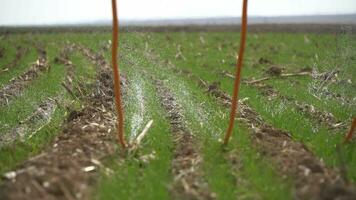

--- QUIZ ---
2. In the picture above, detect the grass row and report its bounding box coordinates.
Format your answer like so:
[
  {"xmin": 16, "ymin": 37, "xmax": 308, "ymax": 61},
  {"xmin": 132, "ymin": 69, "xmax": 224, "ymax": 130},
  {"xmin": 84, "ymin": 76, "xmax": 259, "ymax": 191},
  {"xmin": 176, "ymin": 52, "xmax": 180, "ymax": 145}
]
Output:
[
  {"xmin": 97, "ymin": 47, "xmax": 173, "ymax": 200},
  {"xmin": 149, "ymin": 32, "xmax": 355, "ymax": 121},
  {"xmin": 141, "ymin": 32, "xmax": 356, "ymax": 182},
  {"xmin": 0, "ymin": 32, "xmax": 354, "ymax": 199},
  {"xmin": 0, "ymin": 39, "xmax": 15, "ymax": 70},
  {"xmin": 0, "ymin": 36, "xmax": 96, "ymax": 175},
  {"xmin": 98, "ymin": 34, "xmax": 292, "ymax": 200},
  {"xmin": 0, "ymin": 45, "xmax": 37, "ymax": 87}
]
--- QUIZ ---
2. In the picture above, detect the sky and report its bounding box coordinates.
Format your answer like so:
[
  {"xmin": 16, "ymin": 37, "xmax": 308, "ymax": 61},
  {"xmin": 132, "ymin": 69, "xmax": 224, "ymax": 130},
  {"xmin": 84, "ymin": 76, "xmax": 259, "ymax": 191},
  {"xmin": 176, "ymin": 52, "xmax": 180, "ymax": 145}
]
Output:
[{"xmin": 0, "ymin": 0, "xmax": 355, "ymax": 26}]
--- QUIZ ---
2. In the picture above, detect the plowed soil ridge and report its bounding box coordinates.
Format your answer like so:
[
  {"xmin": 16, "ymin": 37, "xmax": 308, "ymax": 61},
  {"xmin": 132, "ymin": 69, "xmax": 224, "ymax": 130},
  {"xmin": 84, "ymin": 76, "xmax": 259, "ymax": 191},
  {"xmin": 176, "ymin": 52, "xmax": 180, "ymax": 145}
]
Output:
[
  {"xmin": 0, "ymin": 47, "xmax": 49, "ymax": 106},
  {"xmin": 168, "ymin": 65, "xmax": 356, "ymax": 200},
  {"xmin": 1, "ymin": 46, "xmax": 28, "ymax": 73},
  {"xmin": 154, "ymin": 79, "xmax": 216, "ymax": 200},
  {"xmin": 0, "ymin": 46, "xmax": 76, "ymax": 147},
  {"xmin": 252, "ymin": 83, "xmax": 345, "ymax": 129},
  {"xmin": 0, "ymin": 51, "xmax": 126, "ymax": 200}
]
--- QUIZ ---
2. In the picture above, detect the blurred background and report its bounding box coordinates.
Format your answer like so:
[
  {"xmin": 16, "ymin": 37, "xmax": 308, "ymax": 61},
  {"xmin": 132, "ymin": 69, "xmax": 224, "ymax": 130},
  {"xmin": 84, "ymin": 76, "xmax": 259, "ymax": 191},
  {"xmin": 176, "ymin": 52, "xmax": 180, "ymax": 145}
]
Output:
[{"xmin": 0, "ymin": 0, "xmax": 355, "ymax": 26}]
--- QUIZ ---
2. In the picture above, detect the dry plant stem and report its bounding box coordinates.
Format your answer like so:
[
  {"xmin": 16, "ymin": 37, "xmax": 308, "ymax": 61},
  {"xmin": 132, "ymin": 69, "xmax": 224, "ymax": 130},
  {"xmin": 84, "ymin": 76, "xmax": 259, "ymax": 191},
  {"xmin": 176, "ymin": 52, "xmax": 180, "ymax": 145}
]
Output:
[
  {"xmin": 345, "ymin": 117, "xmax": 356, "ymax": 143},
  {"xmin": 239, "ymin": 72, "xmax": 311, "ymax": 84},
  {"xmin": 223, "ymin": 0, "xmax": 248, "ymax": 145},
  {"xmin": 111, "ymin": 0, "xmax": 126, "ymax": 149},
  {"xmin": 130, "ymin": 120, "xmax": 154, "ymax": 152},
  {"xmin": 61, "ymin": 82, "xmax": 77, "ymax": 99},
  {"xmin": 134, "ymin": 120, "xmax": 153, "ymax": 145}
]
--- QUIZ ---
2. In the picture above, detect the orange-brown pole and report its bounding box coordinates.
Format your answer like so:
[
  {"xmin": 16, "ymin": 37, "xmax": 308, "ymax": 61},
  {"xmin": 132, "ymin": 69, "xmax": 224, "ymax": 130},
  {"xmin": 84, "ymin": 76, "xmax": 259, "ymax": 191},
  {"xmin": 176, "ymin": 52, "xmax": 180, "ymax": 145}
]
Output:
[
  {"xmin": 223, "ymin": 0, "xmax": 248, "ymax": 145},
  {"xmin": 111, "ymin": 0, "xmax": 126, "ymax": 149},
  {"xmin": 345, "ymin": 117, "xmax": 356, "ymax": 143}
]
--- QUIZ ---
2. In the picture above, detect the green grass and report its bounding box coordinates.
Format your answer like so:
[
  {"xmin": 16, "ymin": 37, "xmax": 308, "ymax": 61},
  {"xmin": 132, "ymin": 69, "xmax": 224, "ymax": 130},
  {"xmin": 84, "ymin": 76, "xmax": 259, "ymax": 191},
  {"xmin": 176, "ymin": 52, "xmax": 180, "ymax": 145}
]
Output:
[
  {"xmin": 0, "ymin": 36, "xmax": 97, "ymax": 175},
  {"xmin": 267, "ymin": 77, "xmax": 354, "ymax": 121},
  {"xmin": 0, "ymin": 31, "xmax": 354, "ymax": 199},
  {"xmin": 0, "ymin": 103, "xmax": 68, "ymax": 175},
  {"xmin": 0, "ymin": 42, "xmax": 65, "ymax": 131},
  {"xmin": 97, "ymin": 51, "xmax": 173, "ymax": 200},
  {"xmin": 140, "ymin": 32, "xmax": 356, "ymax": 182},
  {"xmin": 0, "ymin": 46, "xmax": 37, "ymax": 87},
  {"xmin": 0, "ymin": 40, "xmax": 16, "ymax": 70},
  {"xmin": 111, "ymin": 37, "xmax": 292, "ymax": 199}
]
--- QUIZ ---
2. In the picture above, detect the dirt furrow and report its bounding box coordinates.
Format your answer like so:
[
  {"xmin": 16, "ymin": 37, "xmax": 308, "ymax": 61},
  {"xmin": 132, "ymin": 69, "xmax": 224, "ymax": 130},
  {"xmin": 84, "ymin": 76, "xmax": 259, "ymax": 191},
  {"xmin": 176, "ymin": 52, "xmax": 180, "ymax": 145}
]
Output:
[
  {"xmin": 72, "ymin": 43, "xmax": 129, "ymax": 100},
  {"xmin": 1, "ymin": 46, "xmax": 28, "ymax": 73},
  {"xmin": 251, "ymin": 83, "xmax": 345, "ymax": 129},
  {"xmin": 166, "ymin": 65, "xmax": 356, "ymax": 199},
  {"xmin": 54, "ymin": 45, "xmax": 82, "ymax": 98},
  {"xmin": 0, "ymin": 50, "xmax": 126, "ymax": 200},
  {"xmin": 0, "ymin": 46, "xmax": 75, "ymax": 147},
  {"xmin": 205, "ymin": 83, "xmax": 356, "ymax": 199},
  {"xmin": 0, "ymin": 47, "xmax": 4, "ymax": 59},
  {"xmin": 0, "ymin": 47, "xmax": 49, "ymax": 106},
  {"xmin": 154, "ymin": 79, "xmax": 215, "ymax": 200}
]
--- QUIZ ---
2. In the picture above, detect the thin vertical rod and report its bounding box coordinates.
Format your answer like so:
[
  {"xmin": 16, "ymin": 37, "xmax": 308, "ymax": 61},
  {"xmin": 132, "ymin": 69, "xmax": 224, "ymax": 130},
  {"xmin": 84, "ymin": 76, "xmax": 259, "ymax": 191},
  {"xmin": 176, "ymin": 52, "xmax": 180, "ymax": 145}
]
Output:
[
  {"xmin": 223, "ymin": 0, "xmax": 248, "ymax": 145},
  {"xmin": 111, "ymin": 0, "xmax": 126, "ymax": 149}
]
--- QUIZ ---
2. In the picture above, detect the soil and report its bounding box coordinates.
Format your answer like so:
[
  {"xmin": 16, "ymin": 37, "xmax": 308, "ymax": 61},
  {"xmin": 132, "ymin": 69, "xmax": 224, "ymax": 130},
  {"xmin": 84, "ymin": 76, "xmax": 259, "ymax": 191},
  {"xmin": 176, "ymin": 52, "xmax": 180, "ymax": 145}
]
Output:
[
  {"xmin": 154, "ymin": 79, "xmax": 215, "ymax": 200},
  {"xmin": 258, "ymin": 57, "xmax": 273, "ymax": 65},
  {"xmin": 206, "ymin": 81, "xmax": 356, "ymax": 200},
  {"xmin": 0, "ymin": 47, "xmax": 4, "ymax": 59},
  {"xmin": 264, "ymin": 65, "xmax": 284, "ymax": 76},
  {"xmin": 0, "ymin": 47, "xmax": 49, "ymax": 105},
  {"xmin": 0, "ymin": 47, "xmax": 126, "ymax": 199},
  {"xmin": 8, "ymin": 46, "xmax": 28, "ymax": 69},
  {"xmin": 165, "ymin": 64, "xmax": 356, "ymax": 200},
  {"xmin": 0, "ymin": 46, "xmax": 28, "ymax": 75},
  {"xmin": 0, "ymin": 46, "xmax": 75, "ymax": 147},
  {"xmin": 252, "ymin": 82, "xmax": 345, "ymax": 129}
]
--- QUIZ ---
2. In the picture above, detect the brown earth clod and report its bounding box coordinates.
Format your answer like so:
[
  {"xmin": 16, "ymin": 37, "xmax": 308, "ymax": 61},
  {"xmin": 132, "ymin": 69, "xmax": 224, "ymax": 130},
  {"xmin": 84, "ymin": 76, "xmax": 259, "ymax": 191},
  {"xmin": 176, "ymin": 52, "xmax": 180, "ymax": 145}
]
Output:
[{"xmin": 0, "ymin": 47, "xmax": 4, "ymax": 58}]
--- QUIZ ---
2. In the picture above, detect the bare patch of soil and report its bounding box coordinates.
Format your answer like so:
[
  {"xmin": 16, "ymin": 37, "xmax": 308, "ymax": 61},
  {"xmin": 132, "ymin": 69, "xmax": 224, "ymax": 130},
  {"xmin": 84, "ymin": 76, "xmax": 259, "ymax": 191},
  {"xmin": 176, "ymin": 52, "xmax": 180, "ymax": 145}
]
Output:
[
  {"xmin": 264, "ymin": 65, "xmax": 284, "ymax": 76},
  {"xmin": 72, "ymin": 43, "xmax": 128, "ymax": 102},
  {"xmin": 0, "ymin": 47, "xmax": 49, "ymax": 105},
  {"xmin": 0, "ymin": 47, "xmax": 5, "ymax": 59},
  {"xmin": 258, "ymin": 57, "xmax": 273, "ymax": 65},
  {"xmin": 154, "ymin": 79, "xmax": 215, "ymax": 200},
  {"xmin": 0, "ymin": 53, "xmax": 125, "ymax": 199}
]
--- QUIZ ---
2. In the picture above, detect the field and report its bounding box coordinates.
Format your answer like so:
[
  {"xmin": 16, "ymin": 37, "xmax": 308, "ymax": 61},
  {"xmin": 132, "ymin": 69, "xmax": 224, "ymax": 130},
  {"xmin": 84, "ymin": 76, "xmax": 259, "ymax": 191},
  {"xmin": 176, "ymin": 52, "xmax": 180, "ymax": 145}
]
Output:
[{"xmin": 0, "ymin": 27, "xmax": 355, "ymax": 199}]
